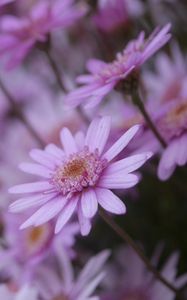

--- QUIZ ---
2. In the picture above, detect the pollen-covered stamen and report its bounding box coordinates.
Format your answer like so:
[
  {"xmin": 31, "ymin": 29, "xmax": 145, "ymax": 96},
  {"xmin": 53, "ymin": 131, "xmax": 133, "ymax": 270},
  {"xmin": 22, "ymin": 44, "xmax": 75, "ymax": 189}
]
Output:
[
  {"xmin": 51, "ymin": 146, "xmax": 107, "ymax": 194},
  {"xmin": 157, "ymin": 100, "xmax": 187, "ymax": 141}
]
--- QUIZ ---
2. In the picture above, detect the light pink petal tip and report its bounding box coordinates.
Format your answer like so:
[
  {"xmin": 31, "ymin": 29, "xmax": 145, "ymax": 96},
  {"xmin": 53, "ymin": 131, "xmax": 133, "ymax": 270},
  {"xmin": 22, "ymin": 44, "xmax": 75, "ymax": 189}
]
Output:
[
  {"xmin": 81, "ymin": 188, "xmax": 98, "ymax": 218},
  {"xmin": 60, "ymin": 127, "xmax": 77, "ymax": 156},
  {"xmin": 85, "ymin": 116, "xmax": 111, "ymax": 154},
  {"xmin": 103, "ymin": 125, "xmax": 140, "ymax": 162},
  {"xmin": 96, "ymin": 188, "xmax": 126, "ymax": 214}
]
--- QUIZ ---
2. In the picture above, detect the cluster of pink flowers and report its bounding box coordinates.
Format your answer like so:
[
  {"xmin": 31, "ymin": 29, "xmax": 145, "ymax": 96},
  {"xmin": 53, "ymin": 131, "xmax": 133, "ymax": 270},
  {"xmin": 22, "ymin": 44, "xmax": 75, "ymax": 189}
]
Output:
[{"xmin": 0, "ymin": 0, "xmax": 187, "ymax": 299}]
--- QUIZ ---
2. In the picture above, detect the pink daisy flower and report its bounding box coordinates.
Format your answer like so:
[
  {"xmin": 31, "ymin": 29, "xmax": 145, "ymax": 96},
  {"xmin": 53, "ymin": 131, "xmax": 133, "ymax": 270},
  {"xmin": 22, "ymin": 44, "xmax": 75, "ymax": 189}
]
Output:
[
  {"xmin": 65, "ymin": 24, "xmax": 171, "ymax": 109},
  {"xmin": 93, "ymin": 0, "xmax": 144, "ymax": 33},
  {"xmin": 0, "ymin": 284, "xmax": 38, "ymax": 300},
  {"xmin": 155, "ymin": 98, "xmax": 187, "ymax": 180},
  {"xmin": 9, "ymin": 116, "xmax": 152, "ymax": 236},
  {"xmin": 101, "ymin": 246, "xmax": 187, "ymax": 300},
  {"xmin": 0, "ymin": 0, "xmax": 87, "ymax": 69},
  {"xmin": 35, "ymin": 245, "xmax": 110, "ymax": 300}
]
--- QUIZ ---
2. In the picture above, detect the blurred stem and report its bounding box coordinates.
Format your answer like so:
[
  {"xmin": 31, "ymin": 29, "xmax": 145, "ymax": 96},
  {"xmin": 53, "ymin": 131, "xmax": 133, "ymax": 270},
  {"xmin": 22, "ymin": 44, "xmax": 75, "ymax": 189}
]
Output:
[
  {"xmin": 45, "ymin": 47, "xmax": 67, "ymax": 93},
  {"xmin": 0, "ymin": 79, "xmax": 45, "ymax": 147},
  {"xmin": 99, "ymin": 209, "xmax": 179, "ymax": 295},
  {"xmin": 131, "ymin": 90, "xmax": 167, "ymax": 148},
  {"xmin": 43, "ymin": 36, "xmax": 90, "ymax": 125}
]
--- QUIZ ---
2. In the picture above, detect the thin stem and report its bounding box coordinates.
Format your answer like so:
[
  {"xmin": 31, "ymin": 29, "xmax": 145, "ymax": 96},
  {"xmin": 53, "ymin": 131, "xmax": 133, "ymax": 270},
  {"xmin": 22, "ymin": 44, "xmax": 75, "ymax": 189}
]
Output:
[
  {"xmin": 45, "ymin": 47, "xmax": 67, "ymax": 93},
  {"xmin": 43, "ymin": 43, "xmax": 90, "ymax": 124},
  {"xmin": 0, "ymin": 79, "xmax": 45, "ymax": 147},
  {"xmin": 99, "ymin": 209, "xmax": 179, "ymax": 294},
  {"xmin": 131, "ymin": 90, "xmax": 167, "ymax": 148}
]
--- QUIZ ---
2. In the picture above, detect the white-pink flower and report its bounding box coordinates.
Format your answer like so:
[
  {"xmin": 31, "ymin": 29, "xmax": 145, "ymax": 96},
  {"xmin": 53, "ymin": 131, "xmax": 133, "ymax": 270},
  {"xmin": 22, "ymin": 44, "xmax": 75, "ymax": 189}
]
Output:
[
  {"xmin": 65, "ymin": 24, "xmax": 171, "ymax": 108},
  {"xmin": 9, "ymin": 117, "xmax": 152, "ymax": 236}
]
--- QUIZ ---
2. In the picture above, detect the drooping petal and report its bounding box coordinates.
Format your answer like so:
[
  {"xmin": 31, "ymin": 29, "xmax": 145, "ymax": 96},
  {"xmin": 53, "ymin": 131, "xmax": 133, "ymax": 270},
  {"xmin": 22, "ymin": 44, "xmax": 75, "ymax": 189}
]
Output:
[
  {"xmin": 96, "ymin": 188, "xmax": 126, "ymax": 214},
  {"xmin": 85, "ymin": 116, "xmax": 111, "ymax": 154},
  {"xmin": 55, "ymin": 196, "xmax": 79, "ymax": 233},
  {"xmin": 81, "ymin": 188, "xmax": 98, "ymax": 218},
  {"xmin": 9, "ymin": 181, "xmax": 52, "ymax": 194},
  {"xmin": 98, "ymin": 173, "xmax": 139, "ymax": 189},
  {"xmin": 60, "ymin": 128, "xmax": 77, "ymax": 156},
  {"xmin": 176, "ymin": 134, "xmax": 187, "ymax": 166},
  {"xmin": 103, "ymin": 125, "xmax": 140, "ymax": 161},
  {"xmin": 158, "ymin": 141, "xmax": 178, "ymax": 181},
  {"xmin": 78, "ymin": 203, "xmax": 92, "ymax": 236}
]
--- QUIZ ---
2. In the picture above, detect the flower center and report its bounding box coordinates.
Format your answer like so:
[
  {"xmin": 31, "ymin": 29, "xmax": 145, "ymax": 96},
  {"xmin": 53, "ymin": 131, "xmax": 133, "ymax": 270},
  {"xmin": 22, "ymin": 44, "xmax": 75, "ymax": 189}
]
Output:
[
  {"xmin": 51, "ymin": 146, "xmax": 107, "ymax": 195},
  {"xmin": 53, "ymin": 295, "xmax": 69, "ymax": 300},
  {"xmin": 25, "ymin": 223, "xmax": 53, "ymax": 258}
]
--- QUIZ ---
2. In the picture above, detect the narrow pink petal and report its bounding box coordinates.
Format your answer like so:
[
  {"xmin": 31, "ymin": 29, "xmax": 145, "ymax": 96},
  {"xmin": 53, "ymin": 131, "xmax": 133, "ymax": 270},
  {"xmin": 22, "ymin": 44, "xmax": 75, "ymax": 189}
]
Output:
[
  {"xmin": 176, "ymin": 135, "xmax": 187, "ymax": 166},
  {"xmin": 85, "ymin": 116, "xmax": 111, "ymax": 154},
  {"xmin": 98, "ymin": 173, "xmax": 139, "ymax": 189},
  {"xmin": 76, "ymin": 75, "xmax": 95, "ymax": 84},
  {"xmin": 20, "ymin": 196, "xmax": 67, "ymax": 229},
  {"xmin": 9, "ymin": 193, "xmax": 57, "ymax": 212},
  {"xmin": 96, "ymin": 188, "xmax": 126, "ymax": 214},
  {"xmin": 86, "ymin": 59, "xmax": 107, "ymax": 74},
  {"xmin": 9, "ymin": 181, "xmax": 52, "ymax": 194},
  {"xmin": 45, "ymin": 144, "xmax": 65, "ymax": 160},
  {"xmin": 158, "ymin": 142, "xmax": 178, "ymax": 181},
  {"xmin": 104, "ymin": 152, "xmax": 152, "ymax": 175},
  {"xmin": 81, "ymin": 188, "xmax": 98, "ymax": 218},
  {"xmin": 55, "ymin": 196, "xmax": 79, "ymax": 234},
  {"xmin": 29, "ymin": 149, "xmax": 58, "ymax": 169},
  {"xmin": 19, "ymin": 162, "xmax": 52, "ymax": 178},
  {"xmin": 103, "ymin": 125, "xmax": 140, "ymax": 162},
  {"xmin": 78, "ymin": 203, "xmax": 92, "ymax": 236},
  {"xmin": 60, "ymin": 128, "xmax": 77, "ymax": 156}
]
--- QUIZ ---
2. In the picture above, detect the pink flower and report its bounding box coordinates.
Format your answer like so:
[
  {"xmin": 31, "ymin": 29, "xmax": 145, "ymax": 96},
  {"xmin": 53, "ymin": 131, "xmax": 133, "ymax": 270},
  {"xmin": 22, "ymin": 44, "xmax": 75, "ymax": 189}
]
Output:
[
  {"xmin": 35, "ymin": 245, "xmax": 110, "ymax": 300},
  {"xmin": 0, "ymin": 0, "xmax": 14, "ymax": 6},
  {"xmin": 93, "ymin": 0, "xmax": 144, "ymax": 33},
  {"xmin": 0, "ymin": 0, "xmax": 87, "ymax": 69},
  {"xmin": 155, "ymin": 99, "xmax": 187, "ymax": 180},
  {"xmin": 101, "ymin": 246, "xmax": 187, "ymax": 300},
  {"xmin": 9, "ymin": 116, "xmax": 152, "ymax": 236},
  {"xmin": 0, "ymin": 284, "xmax": 38, "ymax": 300},
  {"xmin": 65, "ymin": 24, "xmax": 171, "ymax": 109}
]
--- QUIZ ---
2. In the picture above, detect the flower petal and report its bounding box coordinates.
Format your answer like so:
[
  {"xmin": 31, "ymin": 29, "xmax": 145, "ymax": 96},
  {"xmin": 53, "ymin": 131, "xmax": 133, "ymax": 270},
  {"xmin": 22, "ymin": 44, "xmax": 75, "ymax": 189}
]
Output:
[
  {"xmin": 55, "ymin": 196, "xmax": 79, "ymax": 234},
  {"xmin": 158, "ymin": 141, "xmax": 178, "ymax": 181},
  {"xmin": 96, "ymin": 188, "xmax": 126, "ymax": 214},
  {"xmin": 85, "ymin": 116, "xmax": 111, "ymax": 154},
  {"xmin": 9, "ymin": 192, "xmax": 57, "ymax": 212},
  {"xmin": 104, "ymin": 152, "xmax": 152, "ymax": 175},
  {"xmin": 103, "ymin": 125, "xmax": 140, "ymax": 162},
  {"xmin": 98, "ymin": 173, "xmax": 139, "ymax": 189},
  {"xmin": 19, "ymin": 162, "xmax": 52, "ymax": 178},
  {"xmin": 9, "ymin": 181, "xmax": 52, "ymax": 194},
  {"xmin": 20, "ymin": 196, "xmax": 67, "ymax": 229},
  {"xmin": 81, "ymin": 188, "xmax": 98, "ymax": 218},
  {"xmin": 60, "ymin": 128, "xmax": 77, "ymax": 156},
  {"xmin": 78, "ymin": 203, "xmax": 92, "ymax": 236}
]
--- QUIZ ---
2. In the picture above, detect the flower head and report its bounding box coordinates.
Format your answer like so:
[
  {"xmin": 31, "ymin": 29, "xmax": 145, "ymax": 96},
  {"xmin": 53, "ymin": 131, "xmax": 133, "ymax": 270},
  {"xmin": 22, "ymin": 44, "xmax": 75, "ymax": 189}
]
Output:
[
  {"xmin": 9, "ymin": 116, "xmax": 152, "ymax": 236},
  {"xmin": 36, "ymin": 246, "xmax": 110, "ymax": 300},
  {"xmin": 65, "ymin": 24, "xmax": 171, "ymax": 109},
  {"xmin": 93, "ymin": 0, "xmax": 144, "ymax": 33},
  {"xmin": 0, "ymin": 0, "xmax": 87, "ymax": 69},
  {"xmin": 154, "ymin": 98, "xmax": 187, "ymax": 180},
  {"xmin": 101, "ymin": 246, "xmax": 187, "ymax": 300}
]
